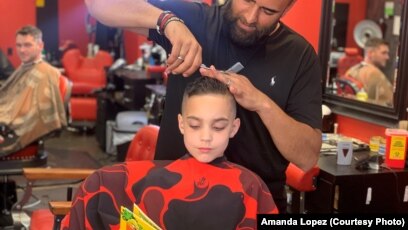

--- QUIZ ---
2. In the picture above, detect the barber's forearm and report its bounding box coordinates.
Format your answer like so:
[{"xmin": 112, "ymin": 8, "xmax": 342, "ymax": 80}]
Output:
[
  {"xmin": 85, "ymin": 0, "xmax": 161, "ymax": 30},
  {"xmin": 257, "ymin": 99, "xmax": 321, "ymax": 171}
]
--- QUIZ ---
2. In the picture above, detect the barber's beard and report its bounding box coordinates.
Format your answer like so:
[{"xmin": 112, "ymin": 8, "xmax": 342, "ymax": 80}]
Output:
[
  {"xmin": 372, "ymin": 59, "xmax": 387, "ymax": 69},
  {"xmin": 223, "ymin": 4, "xmax": 276, "ymax": 47}
]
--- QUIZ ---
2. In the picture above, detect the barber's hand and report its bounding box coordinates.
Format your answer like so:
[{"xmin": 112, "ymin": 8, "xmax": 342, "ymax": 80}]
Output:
[
  {"xmin": 200, "ymin": 66, "xmax": 269, "ymax": 112},
  {"xmin": 164, "ymin": 21, "xmax": 202, "ymax": 77}
]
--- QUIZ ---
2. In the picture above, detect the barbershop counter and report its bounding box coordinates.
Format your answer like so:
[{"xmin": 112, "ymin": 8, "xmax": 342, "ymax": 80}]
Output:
[{"xmin": 305, "ymin": 151, "xmax": 408, "ymax": 213}]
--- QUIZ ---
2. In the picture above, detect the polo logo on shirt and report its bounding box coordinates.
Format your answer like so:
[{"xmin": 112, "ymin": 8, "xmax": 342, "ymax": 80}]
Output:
[{"xmin": 270, "ymin": 76, "xmax": 276, "ymax": 87}]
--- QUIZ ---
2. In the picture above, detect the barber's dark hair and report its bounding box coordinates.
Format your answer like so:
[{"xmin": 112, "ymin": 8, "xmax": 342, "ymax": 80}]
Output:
[
  {"xmin": 16, "ymin": 25, "xmax": 43, "ymax": 42},
  {"xmin": 182, "ymin": 77, "xmax": 237, "ymax": 116}
]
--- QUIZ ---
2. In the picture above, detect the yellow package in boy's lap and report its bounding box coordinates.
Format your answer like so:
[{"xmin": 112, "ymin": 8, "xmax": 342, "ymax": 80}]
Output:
[
  {"xmin": 132, "ymin": 204, "xmax": 161, "ymax": 230},
  {"xmin": 120, "ymin": 205, "xmax": 162, "ymax": 230}
]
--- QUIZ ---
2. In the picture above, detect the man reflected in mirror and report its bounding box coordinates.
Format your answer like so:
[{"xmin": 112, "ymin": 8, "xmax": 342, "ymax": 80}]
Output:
[{"xmin": 345, "ymin": 37, "xmax": 393, "ymax": 106}]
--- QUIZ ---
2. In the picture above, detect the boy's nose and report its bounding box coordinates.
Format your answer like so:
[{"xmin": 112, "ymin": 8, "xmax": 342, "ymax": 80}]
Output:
[{"xmin": 200, "ymin": 128, "xmax": 212, "ymax": 142}]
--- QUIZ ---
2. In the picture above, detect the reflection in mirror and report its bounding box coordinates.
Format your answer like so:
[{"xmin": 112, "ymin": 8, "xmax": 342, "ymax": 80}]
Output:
[{"xmin": 325, "ymin": 0, "xmax": 403, "ymax": 108}]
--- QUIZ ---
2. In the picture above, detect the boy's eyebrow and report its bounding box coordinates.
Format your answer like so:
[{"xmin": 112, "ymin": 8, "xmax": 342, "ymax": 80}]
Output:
[
  {"xmin": 186, "ymin": 116, "xmax": 201, "ymax": 121},
  {"xmin": 186, "ymin": 116, "xmax": 230, "ymax": 122}
]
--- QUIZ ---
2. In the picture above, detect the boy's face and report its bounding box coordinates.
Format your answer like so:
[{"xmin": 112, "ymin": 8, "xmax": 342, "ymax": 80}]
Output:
[{"xmin": 178, "ymin": 94, "xmax": 240, "ymax": 163}]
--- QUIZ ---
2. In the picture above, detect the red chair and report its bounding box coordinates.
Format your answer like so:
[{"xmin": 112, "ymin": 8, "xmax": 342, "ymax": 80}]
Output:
[
  {"xmin": 285, "ymin": 163, "xmax": 320, "ymax": 213},
  {"xmin": 337, "ymin": 48, "xmax": 363, "ymax": 77},
  {"xmin": 0, "ymin": 75, "xmax": 71, "ymax": 167},
  {"xmin": 0, "ymin": 76, "xmax": 71, "ymax": 228},
  {"xmin": 61, "ymin": 49, "xmax": 113, "ymax": 130},
  {"xmin": 59, "ymin": 76, "xmax": 72, "ymax": 113},
  {"xmin": 15, "ymin": 168, "xmax": 95, "ymax": 230},
  {"xmin": 94, "ymin": 50, "xmax": 114, "ymax": 70},
  {"xmin": 125, "ymin": 124, "xmax": 159, "ymax": 161},
  {"xmin": 62, "ymin": 49, "xmax": 112, "ymax": 95},
  {"xmin": 335, "ymin": 75, "xmax": 364, "ymax": 96}
]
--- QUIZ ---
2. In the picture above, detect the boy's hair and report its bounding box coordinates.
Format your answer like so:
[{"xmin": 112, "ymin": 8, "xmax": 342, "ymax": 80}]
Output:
[
  {"xmin": 16, "ymin": 25, "xmax": 43, "ymax": 42},
  {"xmin": 182, "ymin": 77, "xmax": 237, "ymax": 116}
]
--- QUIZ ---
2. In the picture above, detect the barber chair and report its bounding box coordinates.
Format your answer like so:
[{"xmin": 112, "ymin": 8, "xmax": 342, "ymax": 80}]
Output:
[
  {"xmin": 0, "ymin": 76, "xmax": 71, "ymax": 228},
  {"xmin": 125, "ymin": 124, "xmax": 159, "ymax": 161},
  {"xmin": 0, "ymin": 75, "xmax": 71, "ymax": 169},
  {"xmin": 14, "ymin": 125, "xmax": 159, "ymax": 229},
  {"xmin": 61, "ymin": 49, "xmax": 113, "ymax": 130},
  {"xmin": 14, "ymin": 168, "xmax": 95, "ymax": 230},
  {"xmin": 59, "ymin": 40, "xmax": 78, "ymax": 56},
  {"xmin": 285, "ymin": 163, "xmax": 320, "ymax": 213},
  {"xmin": 334, "ymin": 76, "xmax": 364, "ymax": 96},
  {"xmin": 336, "ymin": 48, "xmax": 363, "ymax": 77}
]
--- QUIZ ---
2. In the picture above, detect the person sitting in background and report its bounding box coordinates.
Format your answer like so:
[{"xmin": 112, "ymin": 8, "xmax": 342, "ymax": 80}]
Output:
[
  {"xmin": 62, "ymin": 77, "xmax": 277, "ymax": 230},
  {"xmin": 345, "ymin": 37, "xmax": 394, "ymax": 106},
  {"xmin": 0, "ymin": 25, "xmax": 66, "ymax": 156},
  {"xmin": 0, "ymin": 49, "xmax": 14, "ymax": 82}
]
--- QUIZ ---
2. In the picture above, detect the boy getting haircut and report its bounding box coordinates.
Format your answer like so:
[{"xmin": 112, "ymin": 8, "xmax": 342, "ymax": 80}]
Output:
[{"xmin": 62, "ymin": 77, "xmax": 278, "ymax": 230}]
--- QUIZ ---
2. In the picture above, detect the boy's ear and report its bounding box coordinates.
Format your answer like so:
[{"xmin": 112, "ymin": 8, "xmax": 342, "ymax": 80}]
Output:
[
  {"xmin": 229, "ymin": 118, "xmax": 240, "ymax": 138},
  {"xmin": 178, "ymin": 114, "xmax": 185, "ymax": 135}
]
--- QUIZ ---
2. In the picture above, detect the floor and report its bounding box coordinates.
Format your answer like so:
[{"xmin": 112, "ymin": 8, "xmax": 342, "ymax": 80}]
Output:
[
  {"xmin": 4, "ymin": 129, "xmax": 116, "ymax": 228},
  {"xmin": 45, "ymin": 128, "xmax": 114, "ymax": 165}
]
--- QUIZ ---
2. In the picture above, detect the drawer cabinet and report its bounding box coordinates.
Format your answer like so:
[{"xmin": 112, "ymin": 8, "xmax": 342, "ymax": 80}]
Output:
[
  {"xmin": 115, "ymin": 69, "xmax": 156, "ymax": 110},
  {"xmin": 305, "ymin": 153, "xmax": 408, "ymax": 213}
]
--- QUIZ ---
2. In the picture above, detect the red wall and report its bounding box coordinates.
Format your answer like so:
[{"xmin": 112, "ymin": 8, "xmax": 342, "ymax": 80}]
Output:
[
  {"xmin": 0, "ymin": 1, "xmax": 36, "ymax": 67},
  {"xmin": 58, "ymin": 0, "xmax": 90, "ymax": 56},
  {"xmin": 282, "ymin": 0, "xmax": 322, "ymax": 52},
  {"xmin": 336, "ymin": 115, "xmax": 387, "ymax": 143},
  {"xmin": 0, "ymin": 0, "xmax": 89, "ymax": 66},
  {"xmin": 58, "ymin": 0, "xmax": 148, "ymax": 62},
  {"xmin": 124, "ymin": 32, "xmax": 149, "ymax": 64},
  {"xmin": 282, "ymin": 0, "xmax": 367, "ymax": 51},
  {"xmin": 0, "ymin": 0, "xmax": 160, "ymax": 69},
  {"xmin": 336, "ymin": 0, "xmax": 367, "ymax": 49}
]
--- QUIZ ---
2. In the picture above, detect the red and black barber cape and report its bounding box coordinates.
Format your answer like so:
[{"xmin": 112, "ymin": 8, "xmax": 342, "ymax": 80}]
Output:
[{"xmin": 62, "ymin": 154, "xmax": 278, "ymax": 230}]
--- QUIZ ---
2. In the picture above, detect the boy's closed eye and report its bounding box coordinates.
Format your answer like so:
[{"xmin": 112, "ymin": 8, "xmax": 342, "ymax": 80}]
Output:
[
  {"xmin": 188, "ymin": 124, "xmax": 200, "ymax": 130},
  {"xmin": 186, "ymin": 119, "xmax": 229, "ymax": 131},
  {"xmin": 212, "ymin": 121, "xmax": 229, "ymax": 131}
]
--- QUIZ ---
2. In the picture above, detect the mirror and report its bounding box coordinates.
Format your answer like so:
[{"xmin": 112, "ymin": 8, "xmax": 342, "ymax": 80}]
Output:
[{"xmin": 319, "ymin": 0, "xmax": 408, "ymax": 126}]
